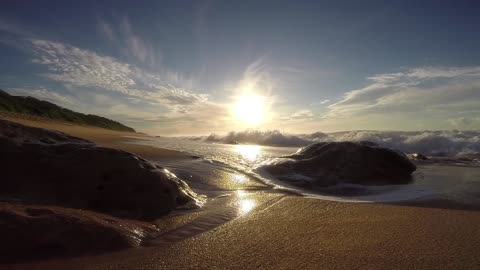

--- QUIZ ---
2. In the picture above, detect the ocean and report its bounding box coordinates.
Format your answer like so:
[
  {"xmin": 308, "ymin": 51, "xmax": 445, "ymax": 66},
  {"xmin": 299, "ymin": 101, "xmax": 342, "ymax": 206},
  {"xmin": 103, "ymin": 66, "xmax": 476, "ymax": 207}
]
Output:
[{"xmin": 126, "ymin": 136, "xmax": 480, "ymax": 207}]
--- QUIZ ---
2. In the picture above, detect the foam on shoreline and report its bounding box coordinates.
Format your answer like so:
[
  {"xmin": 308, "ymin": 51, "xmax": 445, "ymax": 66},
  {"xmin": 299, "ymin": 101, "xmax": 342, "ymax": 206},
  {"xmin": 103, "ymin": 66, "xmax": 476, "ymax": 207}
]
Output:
[{"xmin": 127, "ymin": 135, "xmax": 480, "ymax": 206}]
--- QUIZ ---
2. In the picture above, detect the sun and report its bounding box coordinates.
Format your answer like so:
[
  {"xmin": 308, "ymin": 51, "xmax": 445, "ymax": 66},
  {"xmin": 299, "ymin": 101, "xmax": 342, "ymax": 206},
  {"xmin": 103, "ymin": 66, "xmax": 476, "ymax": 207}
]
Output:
[{"xmin": 233, "ymin": 95, "xmax": 265, "ymax": 125}]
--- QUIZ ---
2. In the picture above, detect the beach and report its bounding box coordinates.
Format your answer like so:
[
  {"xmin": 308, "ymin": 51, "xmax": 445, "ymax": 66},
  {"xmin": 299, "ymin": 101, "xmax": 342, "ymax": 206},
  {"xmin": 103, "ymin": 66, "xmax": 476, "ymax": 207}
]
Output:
[{"xmin": 2, "ymin": 116, "xmax": 480, "ymax": 270}]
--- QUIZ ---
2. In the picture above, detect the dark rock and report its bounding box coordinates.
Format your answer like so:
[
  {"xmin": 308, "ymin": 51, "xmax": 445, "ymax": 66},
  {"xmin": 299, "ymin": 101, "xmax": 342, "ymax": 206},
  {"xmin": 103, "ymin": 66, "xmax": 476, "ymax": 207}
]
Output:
[
  {"xmin": 260, "ymin": 141, "xmax": 416, "ymax": 187},
  {"xmin": 0, "ymin": 202, "xmax": 159, "ymax": 263},
  {"xmin": 0, "ymin": 119, "xmax": 203, "ymax": 220},
  {"xmin": 358, "ymin": 141, "xmax": 379, "ymax": 147}
]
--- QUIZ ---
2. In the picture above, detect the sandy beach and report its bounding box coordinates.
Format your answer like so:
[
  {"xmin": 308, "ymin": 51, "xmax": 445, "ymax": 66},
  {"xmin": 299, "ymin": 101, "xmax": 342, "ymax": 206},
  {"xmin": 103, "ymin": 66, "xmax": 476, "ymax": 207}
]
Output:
[
  {"xmin": 2, "ymin": 2, "xmax": 480, "ymax": 269},
  {"xmin": 2, "ymin": 116, "xmax": 480, "ymax": 270},
  {"xmin": 0, "ymin": 113, "xmax": 187, "ymax": 161}
]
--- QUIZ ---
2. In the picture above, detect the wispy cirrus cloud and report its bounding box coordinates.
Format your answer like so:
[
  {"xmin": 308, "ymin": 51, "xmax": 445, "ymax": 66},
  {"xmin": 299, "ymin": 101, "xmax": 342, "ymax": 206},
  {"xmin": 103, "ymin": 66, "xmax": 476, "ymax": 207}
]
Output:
[
  {"xmin": 29, "ymin": 39, "xmax": 207, "ymax": 107},
  {"xmin": 97, "ymin": 17, "xmax": 158, "ymax": 66},
  {"xmin": 319, "ymin": 99, "xmax": 330, "ymax": 104},
  {"xmin": 19, "ymin": 38, "xmax": 229, "ymax": 135},
  {"xmin": 326, "ymin": 67, "xmax": 480, "ymax": 129},
  {"xmin": 231, "ymin": 56, "xmax": 277, "ymax": 95},
  {"xmin": 0, "ymin": 17, "xmax": 231, "ymax": 135},
  {"xmin": 281, "ymin": 109, "xmax": 314, "ymax": 121},
  {"xmin": 0, "ymin": 20, "xmax": 32, "ymax": 38}
]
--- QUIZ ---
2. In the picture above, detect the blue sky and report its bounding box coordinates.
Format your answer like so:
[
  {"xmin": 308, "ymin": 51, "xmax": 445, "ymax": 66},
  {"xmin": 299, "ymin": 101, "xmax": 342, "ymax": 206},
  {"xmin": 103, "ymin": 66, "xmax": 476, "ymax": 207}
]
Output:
[{"xmin": 1, "ymin": 0, "xmax": 479, "ymax": 135}]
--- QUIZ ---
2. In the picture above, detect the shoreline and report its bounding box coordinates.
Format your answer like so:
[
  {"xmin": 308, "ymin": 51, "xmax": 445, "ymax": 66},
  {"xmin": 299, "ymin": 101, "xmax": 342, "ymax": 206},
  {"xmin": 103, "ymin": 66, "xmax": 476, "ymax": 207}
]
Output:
[
  {"xmin": 2, "ymin": 116, "xmax": 480, "ymax": 269},
  {"xmin": 0, "ymin": 114, "xmax": 189, "ymax": 161}
]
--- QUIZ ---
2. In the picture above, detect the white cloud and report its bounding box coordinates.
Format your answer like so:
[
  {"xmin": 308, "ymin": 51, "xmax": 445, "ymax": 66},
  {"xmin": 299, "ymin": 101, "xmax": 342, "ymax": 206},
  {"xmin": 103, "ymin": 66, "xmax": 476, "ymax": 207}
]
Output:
[
  {"xmin": 29, "ymin": 39, "xmax": 207, "ymax": 107},
  {"xmin": 31, "ymin": 39, "xmax": 135, "ymax": 91},
  {"xmin": 319, "ymin": 99, "xmax": 330, "ymax": 104},
  {"xmin": 0, "ymin": 15, "xmax": 234, "ymax": 135},
  {"xmin": 327, "ymin": 67, "xmax": 480, "ymax": 123},
  {"xmin": 97, "ymin": 20, "xmax": 115, "ymax": 42},
  {"xmin": 97, "ymin": 17, "xmax": 158, "ymax": 66},
  {"xmin": 286, "ymin": 109, "xmax": 314, "ymax": 120},
  {"xmin": 231, "ymin": 57, "xmax": 277, "ymax": 96},
  {"xmin": 22, "ymin": 38, "xmax": 232, "ymax": 134}
]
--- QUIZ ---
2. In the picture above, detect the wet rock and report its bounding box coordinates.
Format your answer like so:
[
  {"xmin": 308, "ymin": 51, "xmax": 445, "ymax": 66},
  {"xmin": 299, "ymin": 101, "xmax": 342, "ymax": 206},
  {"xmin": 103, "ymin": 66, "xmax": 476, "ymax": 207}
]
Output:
[
  {"xmin": 260, "ymin": 141, "xmax": 416, "ymax": 187},
  {"xmin": 0, "ymin": 119, "xmax": 203, "ymax": 220},
  {"xmin": 357, "ymin": 141, "xmax": 379, "ymax": 147},
  {"xmin": 0, "ymin": 202, "xmax": 158, "ymax": 263}
]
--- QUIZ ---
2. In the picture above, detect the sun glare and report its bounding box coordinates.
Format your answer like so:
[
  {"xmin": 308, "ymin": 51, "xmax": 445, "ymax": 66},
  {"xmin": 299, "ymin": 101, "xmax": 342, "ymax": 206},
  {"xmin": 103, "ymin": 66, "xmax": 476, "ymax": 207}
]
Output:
[
  {"xmin": 234, "ymin": 144, "xmax": 261, "ymax": 162},
  {"xmin": 233, "ymin": 95, "xmax": 265, "ymax": 125}
]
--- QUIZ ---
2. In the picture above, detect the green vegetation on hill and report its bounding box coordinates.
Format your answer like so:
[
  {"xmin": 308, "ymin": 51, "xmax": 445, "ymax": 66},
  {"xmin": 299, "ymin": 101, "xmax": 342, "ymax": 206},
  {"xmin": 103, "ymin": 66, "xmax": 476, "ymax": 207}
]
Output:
[{"xmin": 0, "ymin": 89, "xmax": 135, "ymax": 132}]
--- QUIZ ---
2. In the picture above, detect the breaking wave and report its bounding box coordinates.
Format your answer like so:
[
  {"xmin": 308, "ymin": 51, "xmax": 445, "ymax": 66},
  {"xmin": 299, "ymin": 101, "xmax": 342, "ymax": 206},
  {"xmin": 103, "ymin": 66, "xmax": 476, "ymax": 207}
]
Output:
[
  {"xmin": 196, "ymin": 130, "xmax": 480, "ymax": 156},
  {"xmin": 204, "ymin": 130, "xmax": 313, "ymax": 147}
]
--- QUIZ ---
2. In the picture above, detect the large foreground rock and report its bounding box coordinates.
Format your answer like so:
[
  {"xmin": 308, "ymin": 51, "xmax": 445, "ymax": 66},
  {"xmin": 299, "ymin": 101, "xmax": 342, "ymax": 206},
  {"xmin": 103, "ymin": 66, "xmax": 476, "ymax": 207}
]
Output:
[
  {"xmin": 259, "ymin": 141, "xmax": 416, "ymax": 187},
  {"xmin": 0, "ymin": 202, "xmax": 159, "ymax": 263},
  {"xmin": 0, "ymin": 119, "xmax": 202, "ymax": 220}
]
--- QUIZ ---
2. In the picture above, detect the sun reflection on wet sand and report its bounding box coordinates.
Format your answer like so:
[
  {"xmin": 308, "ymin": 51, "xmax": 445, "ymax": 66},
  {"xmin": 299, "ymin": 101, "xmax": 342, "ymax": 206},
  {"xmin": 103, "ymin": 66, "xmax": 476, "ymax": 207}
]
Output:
[
  {"xmin": 234, "ymin": 145, "xmax": 262, "ymax": 162},
  {"xmin": 236, "ymin": 190, "xmax": 256, "ymax": 215},
  {"xmin": 232, "ymin": 174, "xmax": 248, "ymax": 183},
  {"xmin": 237, "ymin": 190, "xmax": 247, "ymax": 197},
  {"xmin": 239, "ymin": 199, "xmax": 255, "ymax": 215}
]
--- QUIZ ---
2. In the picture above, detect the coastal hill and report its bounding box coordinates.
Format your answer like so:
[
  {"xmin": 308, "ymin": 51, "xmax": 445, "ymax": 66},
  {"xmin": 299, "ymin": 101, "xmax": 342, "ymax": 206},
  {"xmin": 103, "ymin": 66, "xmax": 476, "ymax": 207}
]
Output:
[{"xmin": 0, "ymin": 89, "xmax": 135, "ymax": 132}]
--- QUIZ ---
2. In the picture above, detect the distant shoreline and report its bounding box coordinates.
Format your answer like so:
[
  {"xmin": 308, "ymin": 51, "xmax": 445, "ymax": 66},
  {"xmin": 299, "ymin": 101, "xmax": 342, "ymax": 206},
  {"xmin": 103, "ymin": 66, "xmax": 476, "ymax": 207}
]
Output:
[{"xmin": 0, "ymin": 113, "xmax": 188, "ymax": 160}]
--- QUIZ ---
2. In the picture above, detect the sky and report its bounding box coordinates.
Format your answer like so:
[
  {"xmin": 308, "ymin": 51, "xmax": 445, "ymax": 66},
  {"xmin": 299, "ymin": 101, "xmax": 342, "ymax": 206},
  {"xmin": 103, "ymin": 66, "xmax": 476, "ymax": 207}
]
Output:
[{"xmin": 1, "ymin": 0, "xmax": 479, "ymax": 135}]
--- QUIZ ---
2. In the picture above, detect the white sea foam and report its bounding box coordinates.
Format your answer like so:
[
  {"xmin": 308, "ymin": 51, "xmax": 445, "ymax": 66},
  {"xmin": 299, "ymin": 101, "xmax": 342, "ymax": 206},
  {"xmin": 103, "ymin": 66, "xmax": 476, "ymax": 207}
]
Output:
[
  {"xmin": 127, "ymin": 135, "xmax": 480, "ymax": 205},
  {"xmin": 194, "ymin": 130, "xmax": 480, "ymax": 156},
  {"xmin": 253, "ymin": 165, "xmax": 436, "ymax": 203},
  {"xmin": 204, "ymin": 130, "xmax": 313, "ymax": 147}
]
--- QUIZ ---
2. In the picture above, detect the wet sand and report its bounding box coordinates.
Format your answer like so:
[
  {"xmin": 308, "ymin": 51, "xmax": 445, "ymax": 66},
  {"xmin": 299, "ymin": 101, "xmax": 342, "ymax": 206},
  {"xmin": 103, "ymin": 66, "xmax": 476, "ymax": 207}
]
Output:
[{"xmin": 2, "ymin": 115, "xmax": 480, "ymax": 270}]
